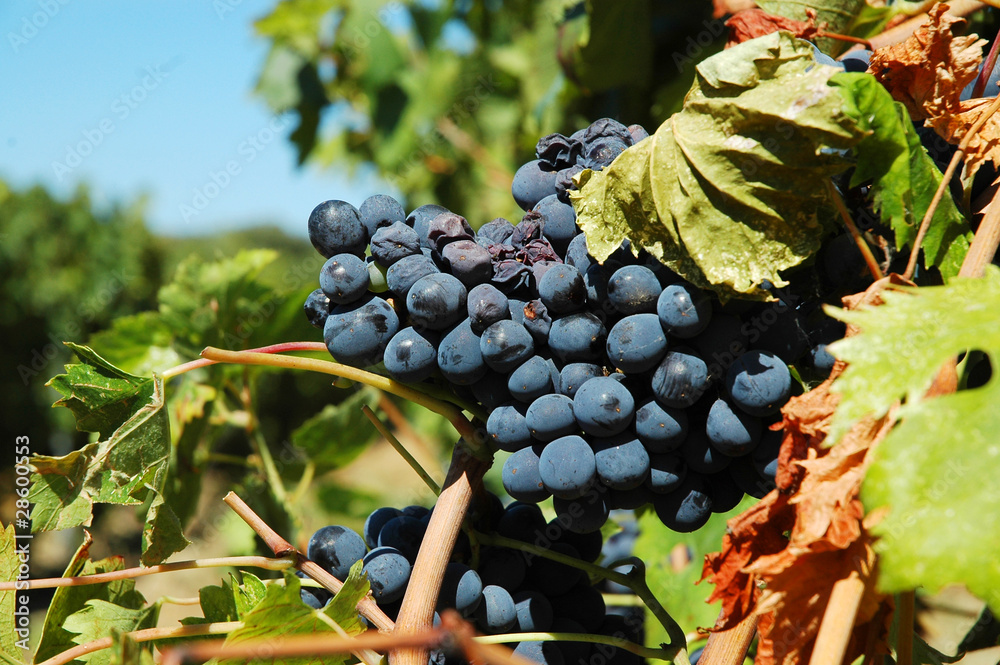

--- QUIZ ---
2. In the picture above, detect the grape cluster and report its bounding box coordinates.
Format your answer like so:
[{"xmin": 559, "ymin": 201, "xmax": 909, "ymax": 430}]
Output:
[
  {"xmin": 303, "ymin": 499, "xmax": 643, "ymax": 665},
  {"xmin": 303, "ymin": 117, "xmax": 817, "ymax": 534}
]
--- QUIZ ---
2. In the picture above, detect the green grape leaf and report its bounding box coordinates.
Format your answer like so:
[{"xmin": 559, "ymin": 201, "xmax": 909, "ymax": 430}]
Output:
[
  {"xmin": 234, "ymin": 572, "xmax": 270, "ymax": 618},
  {"xmin": 62, "ymin": 600, "xmax": 159, "ymax": 665},
  {"xmin": 180, "ymin": 578, "xmax": 240, "ymax": 626},
  {"xmin": 322, "ymin": 560, "xmax": 370, "ymax": 637},
  {"xmin": 832, "ymin": 73, "xmax": 971, "ymax": 279},
  {"xmin": 31, "ymin": 345, "xmax": 189, "ymax": 565},
  {"xmin": 0, "ymin": 524, "xmax": 18, "ymax": 659},
  {"xmin": 218, "ymin": 570, "xmax": 359, "ymax": 665},
  {"xmin": 827, "ymin": 268, "xmax": 1000, "ymax": 611},
  {"xmin": 757, "ymin": 0, "xmax": 866, "ymax": 56},
  {"xmin": 289, "ymin": 386, "xmax": 381, "ymax": 476},
  {"xmin": 572, "ymin": 32, "xmax": 864, "ymax": 301},
  {"xmin": 635, "ymin": 496, "xmax": 759, "ymax": 644},
  {"xmin": 46, "ymin": 343, "xmax": 156, "ymax": 440}
]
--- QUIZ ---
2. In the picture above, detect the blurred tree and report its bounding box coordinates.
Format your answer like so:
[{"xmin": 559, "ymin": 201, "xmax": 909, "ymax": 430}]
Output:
[
  {"xmin": 252, "ymin": 0, "xmax": 718, "ymax": 225},
  {"xmin": 0, "ymin": 179, "xmax": 164, "ymax": 453}
]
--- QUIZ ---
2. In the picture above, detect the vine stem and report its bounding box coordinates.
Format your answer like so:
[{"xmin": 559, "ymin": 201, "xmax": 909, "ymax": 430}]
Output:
[
  {"xmin": 904, "ymin": 93, "xmax": 1000, "ymax": 281},
  {"xmin": 959, "ymin": 180, "xmax": 1000, "ymax": 277},
  {"xmin": 222, "ymin": 492, "xmax": 395, "ymax": 633},
  {"xmin": 161, "ymin": 341, "xmax": 328, "ymax": 379},
  {"xmin": 0, "ymin": 556, "xmax": 293, "ymax": 591},
  {"xmin": 699, "ymin": 612, "xmax": 758, "ymax": 665},
  {"xmin": 827, "ymin": 180, "xmax": 884, "ymax": 281},
  {"xmin": 36, "ymin": 621, "xmax": 241, "ymax": 665},
  {"xmin": 391, "ymin": 444, "xmax": 492, "ymax": 665},
  {"xmin": 199, "ymin": 346, "xmax": 483, "ymax": 446},
  {"xmin": 473, "ymin": 533, "xmax": 686, "ymax": 657},
  {"xmin": 362, "ymin": 404, "xmax": 442, "ymax": 495}
]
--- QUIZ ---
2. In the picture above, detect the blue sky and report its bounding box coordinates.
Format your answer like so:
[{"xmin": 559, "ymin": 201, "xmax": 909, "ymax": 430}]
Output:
[{"xmin": 1, "ymin": 1, "xmax": 385, "ymax": 239}]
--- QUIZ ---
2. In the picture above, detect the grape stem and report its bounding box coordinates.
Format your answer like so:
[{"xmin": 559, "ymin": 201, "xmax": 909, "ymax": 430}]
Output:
[
  {"xmin": 390, "ymin": 444, "xmax": 493, "ymax": 665},
  {"xmin": 904, "ymin": 93, "xmax": 1000, "ymax": 281},
  {"xmin": 161, "ymin": 341, "xmax": 328, "ymax": 379},
  {"xmin": 199, "ymin": 346, "xmax": 484, "ymax": 449},
  {"xmin": 0, "ymin": 555, "xmax": 294, "ymax": 591},
  {"xmin": 362, "ymin": 404, "xmax": 442, "ymax": 495},
  {"xmin": 222, "ymin": 491, "xmax": 395, "ymax": 632},
  {"xmin": 476, "ymin": 631, "xmax": 675, "ymax": 660},
  {"xmin": 972, "ymin": 25, "xmax": 1000, "ymax": 99},
  {"xmin": 36, "ymin": 622, "xmax": 242, "ymax": 665},
  {"xmin": 808, "ymin": 569, "xmax": 869, "ymax": 665},
  {"xmin": 473, "ymin": 533, "xmax": 686, "ymax": 658}
]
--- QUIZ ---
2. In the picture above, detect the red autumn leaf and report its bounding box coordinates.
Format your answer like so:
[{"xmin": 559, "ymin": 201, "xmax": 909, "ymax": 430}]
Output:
[
  {"xmin": 713, "ymin": 0, "xmax": 757, "ymax": 20},
  {"xmin": 868, "ymin": 3, "xmax": 985, "ymax": 121}
]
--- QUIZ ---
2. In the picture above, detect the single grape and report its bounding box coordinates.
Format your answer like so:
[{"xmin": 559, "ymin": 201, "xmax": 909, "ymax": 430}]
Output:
[
  {"xmin": 513, "ymin": 590, "xmax": 554, "ymax": 632},
  {"xmin": 607, "ymin": 265, "xmax": 660, "ymax": 314},
  {"xmin": 502, "ymin": 444, "xmax": 550, "ymax": 503},
  {"xmin": 304, "ymin": 288, "xmax": 332, "ymax": 329},
  {"xmin": 300, "ymin": 587, "xmax": 328, "ymax": 610},
  {"xmin": 548, "ymin": 313, "xmax": 606, "ymax": 363},
  {"xmin": 467, "ymin": 283, "xmax": 510, "ymax": 335},
  {"xmin": 497, "ymin": 502, "xmax": 547, "ymax": 543},
  {"xmin": 508, "ymin": 356, "xmax": 555, "ymax": 403},
  {"xmin": 475, "ymin": 585, "xmax": 518, "ymax": 634},
  {"xmin": 359, "ymin": 194, "xmax": 406, "ymax": 237},
  {"xmin": 526, "ymin": 394, "xmax": 577, "ymax": 442},
  {"xmin": 564, "ymin": 233, "xmax": 594, "ymax": 273},
  {"xmin": 442, "ymin": 239, "xmax": 493, "ymax": 286},
  {"xmin": 362, "ymin": 546, "xmax": 411, "ymax": 604},
  {"xmin": 470, "ymin": 371, "xmax": 512, "ymax": 411},
  {"xmin": 486, "ymin": 402, "xmax": 533, "ymax": 452},
  {"xmin": 657, "ymin": 282, "xmax": 712, "ymax": 338},
  {"xmin": 377, "ymin": 515, "xmax": 425, "ymax": 563},
  {"xmin": 652, "ymin": 474, "xmax": 713, "ymax": 532},
  {"xmin": 324, "ymin": 296, "xmax": 399, "ymax": 367},
  {"xmin": 682, "ymin": 429, "xmax": 733, "ymax": 474},
  {"xmin": 438, "ymin": 562, "xmax": 483, "ymax": 616},
  {"xmin": 558, "ymin": 363, "xmax": 604, "ymax": 398},
  {"xmin": 523, "ymin": 299, "xmax": 553, "ymax": 343},
  {"xmin": 481, "ymin": 319, "xmax": 535, "ymax": 372},
  {"xmin": 706, "ymin": 397, "xmax": 762, "ymax": 456},
  {"xmin": 628, "ymin": 124, "xmax": 650, "ymax": 143},
  {"xmin": 552, "ymin": 493, "xmax": 610, "ymax": 533},
  {"xmin": 634, "ymin": 398, "xmax": 688, "ymax": 453},
  {"xmin": 476, "ymin": 217, "xmax": 515, "ymax": 247},
  {"xmin": 407, "ymin": 273, "xmax": 468, "ymax": 331},
  {"xmin": 533, "ymin": 194, "xmax": 578, "ymax": 255},
  {"xmin": 651, "ymin": 348, "xmax": 710, "ymax": 408},
  {"xmin": 438, "ymin": 319, "xmax": 487, "ymax": 385},
  {"xmin": 478, "ymin": 546, "xmax": 527, "ymax": 590},
  {"xmin": 537, "ymin": 263, "xmax": 586, "ymax": 314},
  {"xmin": 706, "ymin": 475, "xmax": 745, "ymax": 513},
  {"xmin": 371, "ymin": 221, "xmax": 421, "ymax": 267},
  {"xmin": 307, "ymin": 525, "xmax": 367, "ymax": 580},
  {"xmin": 592, "ymin": 432, "xmax": 650, "ymax": 490},
  {"xmin": 386, "ymin": 253, "xmax": 440, "ymax": 299},
  {"xmin": 725, "ymin": 350, "xmax": 792, "ymax": 416},
  {"xmin": 384, "ymin": 326, "xmax": 440, "ymax": 383},
  {"xmin": 512, "ymin": 160, "xmax": 559, "ymax": 211},
  {"xmin": 308, "ymin": 200, "xmax": 367, "ymax": 258},
  {"xmin": 573, "ymin": 377, "xmax": 635, "ymax": 437},
  {"xmin": 606, "ymin": 313, "xmax": 668, "ymax": 374},
  {"xmin": 646, "ymin": 454, "xmax": 687, "ymax": 494},
  {"xmin": 539, "ymin": 435, "xmax": 597, "ymax": 499},
  {"xmin": 548, "ymin": 520, "xmax": 603, "ymax": 562},
  {"xmin": 320, "ymin": 253, "xmax": 370, "ymax": 304},
  {"xmin": 363, "ymin": 506, "xmax": 403, "ymax": 549},
  {"xmin": 427, "ymin": 212, "xmax": 476, "ymax": 253}
]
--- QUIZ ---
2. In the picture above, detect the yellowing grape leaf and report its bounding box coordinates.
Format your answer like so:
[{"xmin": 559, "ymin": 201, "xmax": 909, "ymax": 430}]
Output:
[
  {"xmin": 572, "ymin": 31, "xmax": 865, "ymax": 300},
  {"xmin": 868, "ymin": 3, "xmax": 984, "ymax": 121},
  {"xmin": 827, "ymin": 267, "xmax": 1000, "ymax": 611},
  {"xmin": 63, "ymin": 601, "xmax": 158, "ymax": 665},
  {"xmin": 757, "ymin": 0, "xmax": 867, "ymax": 56}
]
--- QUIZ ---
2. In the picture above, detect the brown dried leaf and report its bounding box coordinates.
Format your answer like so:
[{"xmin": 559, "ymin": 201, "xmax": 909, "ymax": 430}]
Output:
[
  {"xmin": 725, "ymin": 9, "xmax": 818, "ymax": 48},
  {"xmin": 868, "ymin": 3, "xmax": 985, "ymax": 120},
  {"xmin": 928, "ymin": 97, "xmax": 1000, "ymax": 178}
]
